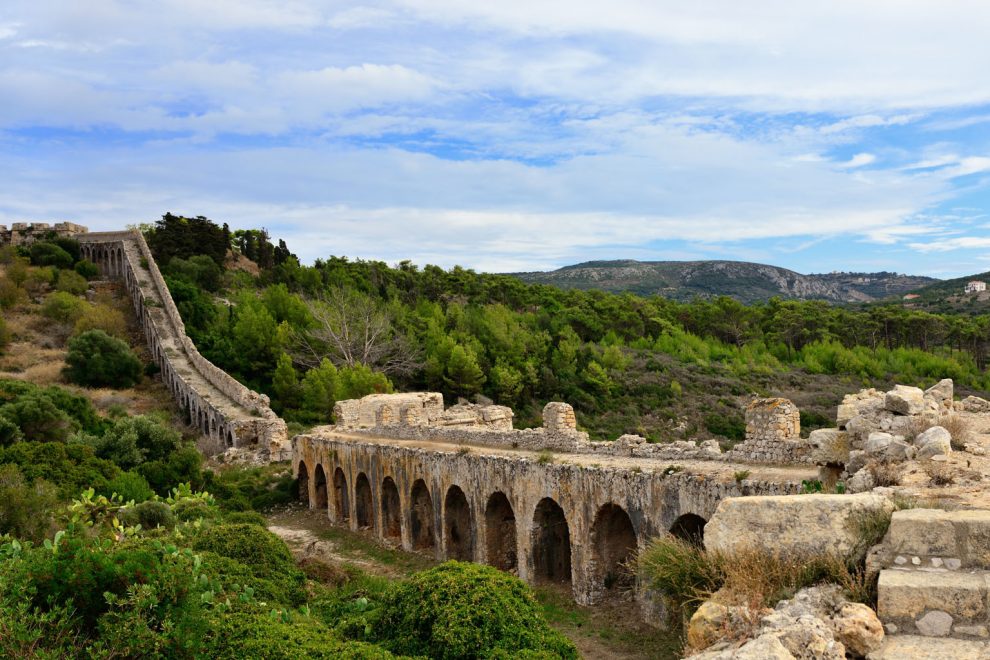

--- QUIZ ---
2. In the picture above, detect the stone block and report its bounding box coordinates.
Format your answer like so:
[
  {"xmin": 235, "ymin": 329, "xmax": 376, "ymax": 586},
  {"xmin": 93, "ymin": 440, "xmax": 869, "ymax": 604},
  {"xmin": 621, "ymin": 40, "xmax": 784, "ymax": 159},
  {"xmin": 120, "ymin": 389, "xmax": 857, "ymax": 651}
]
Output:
[
  {"xmin": 885, "ymin": 385, "xmax": 926, "ymax": 416},
  {"xmin": 704, "ymin": 493, "xmax": 893, "ymax": 559},
  {"xmin": 809, "ymin": 428, "xmax": 850, "ymax": 464},
  {"xmin": 543, "ymin": 402, "xmax": 577, "ymax": 433},
  {"xmin": 878, "ymin": 570, "xmax": 987, "ymax": 623},
  {"xmin": 961, "ymin": 396, "xmax": 990, "ymax": 414},
  {"xmin": 865, "ymin": 432, "xmax": 894, "ymax": 455},
  {"xmin": 887, "ymin": 509, "xmax": 959, "ymax": 558},
  {"xmin": 925, "ymin": 379, "xmax": 954, "ymax": 412}
]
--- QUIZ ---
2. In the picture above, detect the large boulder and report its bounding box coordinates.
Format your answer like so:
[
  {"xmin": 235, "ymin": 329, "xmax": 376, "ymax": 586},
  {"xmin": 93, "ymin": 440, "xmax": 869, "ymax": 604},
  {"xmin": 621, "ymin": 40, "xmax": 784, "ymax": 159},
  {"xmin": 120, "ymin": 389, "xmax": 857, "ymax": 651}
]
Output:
[
  {"xmin": 916, "ymin": 426, "xmax": 952, "ymax": 459},
  {"xmin": 885, "ymin": 385, "xmax": 926, "ymax": 416},
  {"xmin": 925, "ymin": 379, "xmax": 954, "ymax": 413},
  {"xmin": 704, "ymin": 493, "xmax": 894, "ymax": 559},
  {"xmin": 961, "ymin": 396, "xmax": 990, "ymax": 414},
  {"xmin": 865, "ymin": 432, "xmax": 894, "ymax": 455},
  {"xmin": 809, "ymin": 428, "xmax": 850, "ymax": 464},
  {"xmin": 832, "ymin": 602, "xmax": 884, "ymax": 656}
]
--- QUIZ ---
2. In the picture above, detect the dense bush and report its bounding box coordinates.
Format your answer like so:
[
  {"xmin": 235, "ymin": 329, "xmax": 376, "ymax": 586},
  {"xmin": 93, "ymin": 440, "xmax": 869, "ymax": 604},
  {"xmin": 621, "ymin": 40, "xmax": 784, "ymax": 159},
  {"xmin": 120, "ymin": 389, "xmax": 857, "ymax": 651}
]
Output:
[
  {"xmin": 205, "ymin": 464, "xmax": 297, "ymax": 511},
  {"xmin": 0, "ymin": 316, "xmax": 8, "ymax": 353},
  {"xmin": 104, "ymin": 470, "xmax": 154, "ymax": 502},
  {"xmin": 0, "ymin": 391, "xmax": 76, "ymax": 442},
  {"xmin": 28, "ymin": 241, "xmax": 73, "ymax": 269},
  {"xmin": 193, "ymin": 524, "xmax": 305, "ymax": 606},
  {"xmin": 55, "ymin": 269, "xmax": 89, "ymax": 295},
  {"xmin": 74, "ymin": 258, "xmax": 99, "ymax": 279},
  {"xmin": 0, "ymin": 464, "xmax": 58, "ymax": 543},
  {"xmin": 0, "ymin": 380, "xmax": 104, "ymax": 435},
  {"xmin": 0, "ymin": 440, "xmax": 119, "ymax": 498},
  {"xmin": 0, "ymin": 276, "xmax": 25, "ymax": 309},
  {"xmin": 73, "ymin": 303, "xmax": 128, "ymax": 339},
  {"xmin": 64, "ymin": 330, "xmax": 142, "ymax": 388},
  {"xmin": 137, "ymin": 445, "xmax": 204, "ymax": 494},
  {"xmin": 41, "ymin": 291, "xmax": 87, "ymax": 324},
  {"xmin": 87, "ymin": 414, "xmax": 182, "ymax": 470},
  {"xmin": 223, "ymin": 510, "xmax": 268, "ymax": 526},
  {"xmin": 120, "ymin": 500, "xmax": 175, "ymax": 530},
  {"xmin": 373, "ymin": 561, "xmax": 578, "ymax": 659}
]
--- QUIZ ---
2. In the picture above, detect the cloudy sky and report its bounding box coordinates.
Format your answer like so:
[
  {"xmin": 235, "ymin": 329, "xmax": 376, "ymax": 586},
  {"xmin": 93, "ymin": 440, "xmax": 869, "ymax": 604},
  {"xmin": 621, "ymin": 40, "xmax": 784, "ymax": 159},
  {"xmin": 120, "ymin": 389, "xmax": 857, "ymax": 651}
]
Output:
[{"xmin": 2, "ymin": 1, "xmax": 990, "ymax": 276}]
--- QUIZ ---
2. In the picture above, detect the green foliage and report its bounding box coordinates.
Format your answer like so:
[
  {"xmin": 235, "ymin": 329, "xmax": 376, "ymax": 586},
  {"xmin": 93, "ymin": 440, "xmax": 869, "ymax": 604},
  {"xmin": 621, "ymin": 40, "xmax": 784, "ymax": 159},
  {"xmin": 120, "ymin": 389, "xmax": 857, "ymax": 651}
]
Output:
[
  {"xmin": 74, "ymin": 258, "xmax": 99, "ymax": 279},
  {"xmin": 122, "ymin": 500, "xmax": 176, "ymax": 530},
  {"xmin": 373, "ymin": 561, "xmax": 578, "ymax": 659},
  {"xmin": 193, "ymin": 524, "xmax": 305, "ymax": 606},
  {"xmin": 72, "ymin": 303, "xmax": 128, "ymax": 338},
  {"xmin": 444, "ymin": 344, "xmax": 486, "ymax": 397},
  {"xmin": 137, "ymin": 445, "xmax": 204, "ymax": 495},
  {"xmin": 64, "ymin": 330, "xmax": 142, "ymax": 388},
  {"xmin": 0, "ymin": 415, "xmax": 23, "ymax": 446},
  {"xmin": 223, "ymin": 510, "xmax": 268, "ymax": 526},
  {"xmin": 87, "ymin": 414, "xmax": 182, "ymax": 471},
  {"xmin": 0, "ymin": 440, "xmax": 119, "ymax": 499},
  {"xmin": 703, "ymin": 411, "xmax": 745, "ymax": 441},
  {"xmin": 0, "ymin": 276, "xmax": 25, "ymax": 309},
  {"xmin": 41, "ymin": 290, "xmax": 88, "ymax": 324},
  {"xmin": 166, "ymin": 254, "xmax": 224, "ymax": 292},
  {"xmin": 55, "ymin": 269, "xmax": 88, "ymax": 295},
  {"xmin": 28, "ymin": 241, "xmax": 74, "ymax": 269},
  {"xmin": 0, "ymin": 464, "xmax": 57, "ymax": 543},
  {"xmin": 0, "ymin": 391, "xmax": 76, "ymax": 442},
  {"xmin": 146, "ymin": 212, "xmax": 230, "ymax": 268},
  {"xmin": 0, "ymin": 316, "xmax": 7, "ymax": 354},
  {"xmin": 104, "ymin": 470, "xmax": 155, "ymax": 503},
  {"xmin": 205, "ymin": 464, "xmax": 297, "ymax": 512}
]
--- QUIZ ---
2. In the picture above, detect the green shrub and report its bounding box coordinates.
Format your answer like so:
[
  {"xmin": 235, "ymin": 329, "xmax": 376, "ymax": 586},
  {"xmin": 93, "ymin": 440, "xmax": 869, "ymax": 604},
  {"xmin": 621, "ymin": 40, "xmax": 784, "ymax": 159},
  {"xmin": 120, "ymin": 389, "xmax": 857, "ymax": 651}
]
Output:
[
  {"xmin": 0, "ymin": 277, "xmax": 25, "ymax": 309},
  {"xmin": 0, "ymin": 380, "xmax": 103, "ymax": 434},
  {"xmin": 193, "ymin": 524, "xmax": 305, "ymax": 606},
  {"xmin": 104, "ymin": 470, "xmax": 154, "ymax": 502},
  {"xmin": 373, "ymin": 561, "xmax": 578, "ymax": 659},
  {"xmin": 73, "ymin": 303, "xmax": 128, "ymax": 339},
  {"xmin": 41, "ymin": 290, "xmax": 88, "ymax": 324},
  {"xmin": 197, "ymin": 551, "xmax": 303, "ymax": 606},
  {"xmin": 0, "ymin": 316, "xmax": 8, "ymax": 353},
  {"xmin": 74, "ymin": 258, "xmax": 99, "ymax": 279},
  {"xmin": 205, "ymin": 464, "xmax": 297, "ymax": 511},
  {"xmin": 137, "ymin": 445, "xmax": 204, "ymax": 495},
  {"xmin": 28, "ymin": 242, "xmax": 73, "ymax": 269},
  {"xmin": 122, "ymin": 500, "xmax": 175, "ymax": 530},
  {"xmin": 0, "ymin": 440, "xmax": 119, "ymax": 499},
  {"xmin": 64, "ymin": 330, "xmax": 142, "ymax": 388},
  {"xmin": 0, "ymin": 391, "xmax": 76, "ymax": 442},
  {"xmin": 198, "ymin": 610, "xmax": 396, "ymax": 659},
  {"xmin": 55, "ymin": 269, "xmax": 88, "ymax": 295},
  {"xmin": 89, "ymin": 414, "xmax": 182, "ymax": 470},
  {"xmin": 0, "ymin": 464, "xmax": 58, "ymax": 543},
  {"xmin": 0, "ymin": 415, "xmax": 23, "ymax": 446},
  {"xmin": 171, "ymin": 497, "xmax": 220, "ymax": 522},
  {"xmin": 224, "ymin": 510, "xmax": 268, "ymax": 526}
]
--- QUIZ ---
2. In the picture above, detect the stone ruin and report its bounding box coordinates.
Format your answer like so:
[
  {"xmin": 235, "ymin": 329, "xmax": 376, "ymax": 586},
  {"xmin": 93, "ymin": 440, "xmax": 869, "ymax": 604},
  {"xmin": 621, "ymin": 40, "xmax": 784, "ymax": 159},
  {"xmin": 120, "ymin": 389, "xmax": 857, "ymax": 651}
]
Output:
[
  {"xmin": 334, "ymin": 392, "xmax": 514, "ymax": 431},
  {"xmin": 0, "ymin": 221, "xmax": 88, "ymax": 246},
  {"xmin": 726, "ymin": 397, "xmax": 815, "ymax": 464}
]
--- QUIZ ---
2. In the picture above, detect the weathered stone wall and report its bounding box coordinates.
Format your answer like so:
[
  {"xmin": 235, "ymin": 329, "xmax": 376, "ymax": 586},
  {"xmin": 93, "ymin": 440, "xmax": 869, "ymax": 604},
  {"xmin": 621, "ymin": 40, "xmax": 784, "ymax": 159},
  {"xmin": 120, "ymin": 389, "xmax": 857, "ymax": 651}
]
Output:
[
  {"xmin": 0, "ymin": 221, "xmax": 89, "ymax": 246},
  {"xmin": 77, "ymin": 231, "xmax": 287, "ymax": 456},
  {"xmin": 334, "ymin": 392, "xmax": 513, "ymax": 431},
  {"xmin": 293, "ymin": 432, "xmax": 804, "ymax": 607},
  {"xmin": 720, "ymin": 397, "xmax": 815, "ymax": 465}
]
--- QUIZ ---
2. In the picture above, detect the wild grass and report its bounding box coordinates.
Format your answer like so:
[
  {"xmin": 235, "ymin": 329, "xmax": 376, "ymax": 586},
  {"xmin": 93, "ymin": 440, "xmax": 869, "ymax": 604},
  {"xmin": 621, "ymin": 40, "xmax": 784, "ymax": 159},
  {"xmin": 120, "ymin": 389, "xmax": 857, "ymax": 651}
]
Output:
[{"xmin": 866, "ymin": 458, "xmax": 903, "ymax": 487}]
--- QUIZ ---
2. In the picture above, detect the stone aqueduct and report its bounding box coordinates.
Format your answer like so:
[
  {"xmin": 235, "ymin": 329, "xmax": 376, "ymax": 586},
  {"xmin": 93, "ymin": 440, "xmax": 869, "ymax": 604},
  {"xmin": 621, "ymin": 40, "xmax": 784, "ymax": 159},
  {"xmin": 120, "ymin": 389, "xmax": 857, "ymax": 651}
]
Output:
[
  {"xmin": 75, "ymin": 230, "xmax": 287, "ymax": 456},
  {"xmin": 37, "ymin": 225, "xmax": 814, "ymax": 608},
  {"xmin": 293, "ymin": 430, "xmax": 808, "ymax": 606}
]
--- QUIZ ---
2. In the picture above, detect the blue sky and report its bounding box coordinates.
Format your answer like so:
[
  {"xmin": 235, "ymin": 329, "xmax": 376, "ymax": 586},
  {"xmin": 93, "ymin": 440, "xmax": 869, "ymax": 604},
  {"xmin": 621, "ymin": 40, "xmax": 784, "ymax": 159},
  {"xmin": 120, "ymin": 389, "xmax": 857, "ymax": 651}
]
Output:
[{"xmin": 2, "ymin": 1, "xmax": 990, "ymax": 277}]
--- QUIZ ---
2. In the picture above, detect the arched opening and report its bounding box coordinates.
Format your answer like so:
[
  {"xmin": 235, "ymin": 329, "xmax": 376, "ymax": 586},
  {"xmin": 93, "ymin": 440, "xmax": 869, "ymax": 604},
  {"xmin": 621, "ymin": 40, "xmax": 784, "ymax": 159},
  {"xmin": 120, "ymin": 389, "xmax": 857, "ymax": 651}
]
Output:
[
  {"xmin": 485, "ymin": 491, "xmax": 517, "ymax": 571},
  {"xmin": 313, "ymin": 464, "xmax": 328, "ymax": 510},
  {"xmin": 333, "ymin": 468, "xmax": 350, "ymax": 522},
  {"xmin": 410, "ymin": 479, "xmax": 435, "ymax": 549},
  {"xmin": 591, "ymin": 503, "xmax": 637, "ymax": 594},
  {"xmin": 531, "ymin": 497, "xmax": 572, "ymax": 584},
  {"xmin": 355, "ymin": 472, "xmax": 374, "ymax": 528},
  {"xmin": 297, "ymin": 461, "xmax": 309, "ymax": 504},
  {"xmin": 670, "ymin": 513, "xmax": 707, "ymax": 547},
  {"xmin": 444, "ymin": 485, "xmax": 473, "ymax": 561},
  {"xmin": 381, "ymin": 477, "xmax": 401, "ymax": 539}
]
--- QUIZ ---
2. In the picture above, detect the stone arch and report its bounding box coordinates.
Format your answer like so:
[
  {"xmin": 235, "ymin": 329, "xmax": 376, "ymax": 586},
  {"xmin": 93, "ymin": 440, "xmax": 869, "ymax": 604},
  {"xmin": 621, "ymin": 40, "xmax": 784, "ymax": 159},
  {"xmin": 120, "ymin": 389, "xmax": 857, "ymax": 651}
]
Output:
[
  {"xmin": 531, "ymin": 497, "xmax": 572, "ymax": 584},
  {"xmin": 227, "ymin": 427, "xmax": 236, "ymax": 448},
  {"xmin": 355, "ymin": 472, "xmax": 374, "ymax": 528},
  {"xmin": 313, "ymin": 464, "xmax": 328, "ymax": 510},
  {"xmin": 670, "ymin": 513, "xmax": 707, "ymax": 546},
  {"xmin": 410, "ymin": 479, "xmax": 435, "ymax": 550},
  {"xmin": 443, "ymin": 485, "xmax": 473, "ymax": 561},
  {"xmin": 485, "ymin": 491, "xmax": 517, "ymax": 571},
  {"xmin": 297, "ymin": 460, "xmax": 309, "ymax": 504},
  {"xmin": 591, "ymin": 503, "xmax": 637, "ymax": 595},
  {"xmin": 381, "ymin": 477, "xmax": 401, "ymax": 539},
  {"xmin": 333, "ymin": 468, "xmax": 350, "ymax": 522}
]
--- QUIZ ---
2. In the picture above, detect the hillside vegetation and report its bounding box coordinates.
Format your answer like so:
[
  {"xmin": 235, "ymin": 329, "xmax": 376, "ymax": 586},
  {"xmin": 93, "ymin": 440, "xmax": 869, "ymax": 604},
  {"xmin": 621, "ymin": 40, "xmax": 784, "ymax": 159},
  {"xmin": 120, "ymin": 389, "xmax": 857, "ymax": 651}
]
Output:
[
  {"xmin": 512, "ymin": 259, "xmax": 935, "ymax": 304},
  {"xmin": 138, "ymin": 215, "xmax": 990, "ymax": 443}
]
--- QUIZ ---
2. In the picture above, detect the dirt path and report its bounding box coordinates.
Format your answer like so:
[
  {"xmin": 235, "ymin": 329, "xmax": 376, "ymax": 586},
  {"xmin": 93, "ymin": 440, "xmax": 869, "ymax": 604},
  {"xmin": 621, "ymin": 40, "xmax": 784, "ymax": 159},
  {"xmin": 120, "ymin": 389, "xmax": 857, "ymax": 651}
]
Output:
[{"xmin": 266, "ymin": 506, "xmax": 680, "ymax": 660}]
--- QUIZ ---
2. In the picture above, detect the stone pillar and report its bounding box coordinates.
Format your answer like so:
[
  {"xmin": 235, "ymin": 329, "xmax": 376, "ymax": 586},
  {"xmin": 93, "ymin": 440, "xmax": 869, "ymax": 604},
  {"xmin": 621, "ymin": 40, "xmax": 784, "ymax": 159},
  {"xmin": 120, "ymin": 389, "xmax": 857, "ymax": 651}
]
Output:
[
  {"xmin": 745, "ymin": 398, "xmax": 800, "ymax": 442},
  {"xmin": 543, "ymin": 402, "xmax": 577, "ymax": 433}
]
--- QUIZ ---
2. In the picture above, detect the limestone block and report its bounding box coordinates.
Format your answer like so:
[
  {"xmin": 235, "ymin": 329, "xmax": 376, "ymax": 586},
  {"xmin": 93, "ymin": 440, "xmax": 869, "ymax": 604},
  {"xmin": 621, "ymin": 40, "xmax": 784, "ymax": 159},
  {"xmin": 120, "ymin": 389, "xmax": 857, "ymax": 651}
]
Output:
[
  {"xmin": 865, "ymin": 432, "xmax": 893, "ymax": 455},
  {"xmin": 915, "ymin": 425, "xmax": 951, "ymax": 448},
  {"xmin": 948, "ymin": 510, "xmax": 990, "ymax": 567},
  {"xmin": 887, "ymin": 509, "xmax": 959, "ymax": 557},
  {"xmin": 695, "ymin": 634, "xmax": 797, "ymax": 660},
  {"xmin": 543, "ymin": 402, "xmax": 577, "ymax": 433},
  {"xmin": 868, "ymin": 635, "xmax": 990, "ymax": 660},
  {"xmin": 961, "ymin": 396, "xmax": 990, "ymax": 414},
  {"xmin": 885, "ymin": 438, "xmax": 916, "ymax": 462},
  {"xmin": 846, "ymin": 468, "xmax": 876, "ymax": 493},
  {"xmin": 925, "ymin": 379, "xmax": 954, "ymax": 412},
  {"xmin": 885, "ymin": 385, "xmax": 926, "ymax": 416},
  {"xmin": 704, "ymin": 493, "xmax": 894, "ymax": 559},
  {"xmin": 847, "ymin": 450, "xmax": 868, "ymax": 475},
  {"xmin": 832, "ymin": 602, "xmax": 884, "ymax": 656},
  {"xmin": 809, "ymin": 428, "xmax": 850, "ymax": 464},
  {"xmin": 878, "ymin": 570, "xmax": 987, "ymax": 623},
  {"xmin": 745, "ymin": 397, "xmax": 800, "ymax": 441},
  {"xmin": 687, "ymin": 601, "xmax": 732, "ymax": 650}
]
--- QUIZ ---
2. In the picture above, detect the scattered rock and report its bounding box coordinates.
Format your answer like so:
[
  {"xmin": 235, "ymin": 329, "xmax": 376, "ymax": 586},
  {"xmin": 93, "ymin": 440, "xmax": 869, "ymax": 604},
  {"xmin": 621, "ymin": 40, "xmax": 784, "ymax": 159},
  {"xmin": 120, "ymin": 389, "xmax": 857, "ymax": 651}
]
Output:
[
  {"xmin": 916, "ymin": 610, "xmax": 954, "ymax": 637},
  {"xmin": 865, "ymin": 432, "xmax": 894, "ymax": 455},
  {"xmin": 915, "ymin": 425, "xmax": 951, "ymax": 448},
  {"xmin": 688, "ymin": 601, "xmax": 733, "ymax": 650},
  {"xmin": 961, "ymin": 396, "xmax": 990, "ymax": 414},
  {"xmin": 832, "ymin": 602, "xmax": 885, "ymax": 657},
  {"xmin": 925, "ymin": 379, "xmax": 954, "ymax": 413},
  {"xmin": 885, "ymin": 385, "xmax": 926, "ymax": 416},
  {"xmin": 846, "ymin": 468, "xmax": 876, "ymax": 494}
]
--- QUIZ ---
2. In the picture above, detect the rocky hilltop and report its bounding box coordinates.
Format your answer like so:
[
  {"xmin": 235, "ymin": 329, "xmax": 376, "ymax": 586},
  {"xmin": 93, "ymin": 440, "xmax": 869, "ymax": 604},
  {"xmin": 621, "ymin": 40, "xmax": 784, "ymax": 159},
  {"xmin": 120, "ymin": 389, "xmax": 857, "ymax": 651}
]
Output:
[{"xmin": 512, "ymin": 259, "xmax": 936, "ymax": 304}]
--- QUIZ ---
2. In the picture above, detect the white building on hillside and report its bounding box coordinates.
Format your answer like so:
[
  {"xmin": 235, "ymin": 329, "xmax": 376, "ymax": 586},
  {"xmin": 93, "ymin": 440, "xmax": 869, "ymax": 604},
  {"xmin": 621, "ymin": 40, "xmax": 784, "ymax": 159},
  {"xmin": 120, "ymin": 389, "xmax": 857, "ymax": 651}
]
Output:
[{"xmin": 965, "ymin": 280, "xmax": 986, "ymax": 294}]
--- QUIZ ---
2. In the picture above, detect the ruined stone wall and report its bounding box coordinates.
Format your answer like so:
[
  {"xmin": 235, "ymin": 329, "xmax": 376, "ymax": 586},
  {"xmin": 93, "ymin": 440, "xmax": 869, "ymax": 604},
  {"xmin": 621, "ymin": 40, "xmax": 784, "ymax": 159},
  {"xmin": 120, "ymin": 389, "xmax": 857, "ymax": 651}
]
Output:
[
  {"xmin": 0, "ymin": 221, "xmax": 89, "ymax": 246},
  {"xmin": 720, "ymin": 397, "xmax": 815, "ymax": 465},
  {"xmin": 292, "ymin": 432, "xmax": 803, "ymax": 607},
  {"xmin": 77, "ymin": 231, "xmax": 287, "ymax": 456}
]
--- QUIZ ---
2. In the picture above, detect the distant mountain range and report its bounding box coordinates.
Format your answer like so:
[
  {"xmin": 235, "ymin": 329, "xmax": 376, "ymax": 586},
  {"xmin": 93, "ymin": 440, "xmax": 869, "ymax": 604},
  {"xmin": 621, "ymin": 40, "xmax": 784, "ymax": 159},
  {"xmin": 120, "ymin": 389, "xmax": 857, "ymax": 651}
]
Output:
[{"xmin": 511, "ymin": 260, "xmax": 939, "ymax": 304}]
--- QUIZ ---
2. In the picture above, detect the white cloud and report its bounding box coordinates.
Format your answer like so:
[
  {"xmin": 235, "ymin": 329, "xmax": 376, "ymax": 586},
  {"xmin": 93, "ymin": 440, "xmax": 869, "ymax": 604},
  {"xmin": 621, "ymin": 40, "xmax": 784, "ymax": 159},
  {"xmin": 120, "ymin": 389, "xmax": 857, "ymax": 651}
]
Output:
[
  {"xmin": 909, "ymin": 236, "xmax": 990, "ymax": 253},
  {"xmin": 841, "ymin": 153, "xmax": 876, "ymax": 168}
]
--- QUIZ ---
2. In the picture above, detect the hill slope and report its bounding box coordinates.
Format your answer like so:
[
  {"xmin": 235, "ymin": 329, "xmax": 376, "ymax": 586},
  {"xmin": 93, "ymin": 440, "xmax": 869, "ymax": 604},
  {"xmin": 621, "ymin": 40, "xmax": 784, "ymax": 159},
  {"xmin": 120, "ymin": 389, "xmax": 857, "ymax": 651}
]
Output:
[
  {"xmin": 512, "ymin": 259, "xmax": 936, "ymax": 304},
  {"xmin": 898, "ymin": 270, "xmax": 990, "ymax": 314}
]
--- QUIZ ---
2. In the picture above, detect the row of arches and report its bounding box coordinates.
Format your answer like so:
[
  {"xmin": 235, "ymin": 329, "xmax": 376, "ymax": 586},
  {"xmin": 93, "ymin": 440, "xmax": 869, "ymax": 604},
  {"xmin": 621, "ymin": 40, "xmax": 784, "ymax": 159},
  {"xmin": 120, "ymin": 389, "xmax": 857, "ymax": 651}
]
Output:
[
  {"xmin": 298, "ymin": 459, "xmax": 707, "ymax": 599},
  {"xmin": 79, "ymin": 239, "xmax": 239, "ymax": 450}
]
